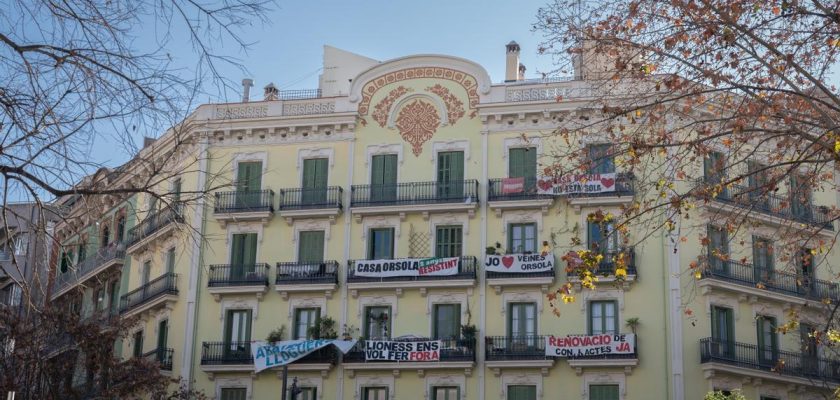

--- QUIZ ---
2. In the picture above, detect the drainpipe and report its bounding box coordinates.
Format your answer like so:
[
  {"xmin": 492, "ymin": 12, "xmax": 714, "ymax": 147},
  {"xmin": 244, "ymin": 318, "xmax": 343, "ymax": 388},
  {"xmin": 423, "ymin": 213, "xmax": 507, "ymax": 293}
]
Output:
[{"xmin": 182, "ymin": 132, "xmax": 211, "ymax": 388}]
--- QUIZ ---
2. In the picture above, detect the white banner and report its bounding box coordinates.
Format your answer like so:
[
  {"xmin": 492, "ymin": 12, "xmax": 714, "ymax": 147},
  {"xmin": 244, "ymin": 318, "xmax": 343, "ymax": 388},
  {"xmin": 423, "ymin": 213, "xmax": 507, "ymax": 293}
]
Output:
[
  {"xmin": 545, "ymin": 334, "xmax": 635, "ymax": 357},
  {"xmin": 484, "ymin": 254, "xmax": 554, "ymax": 273},
  {"xmin": 353, "ymin": 257, "xmax": 460, "ymax": 277},
  {"xmin": 363, "ymin": 340, "xmax": 441, "ymax": 361},
  {"xmin": 536, "ymin": 173, "xmax": 617, "ymax": 195},
  {"xmin": 252, "ymin": 339, "xmax": 357, "ymax": 373}
]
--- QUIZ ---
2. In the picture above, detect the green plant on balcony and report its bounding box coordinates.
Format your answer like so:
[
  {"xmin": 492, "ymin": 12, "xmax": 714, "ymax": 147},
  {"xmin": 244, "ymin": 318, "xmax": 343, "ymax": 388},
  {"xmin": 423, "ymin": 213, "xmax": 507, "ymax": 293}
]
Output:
[
  {"xmin": 307, "ymin": 316, "xmax": 338, "ymax": 339},
  {"xmin": 341, "ymin": 324, "xmax": 359, "ymax": 340},
  {"xmin": 704, "ymin": 390, "xmax": 745, "ymax": 400},
  {"xmin": 266, "ymin": 326, "xmax": 286, "ymax": 343},
  {"xmin": 625, "ymin": 317, "xmax": 640, "ymax": 334}
]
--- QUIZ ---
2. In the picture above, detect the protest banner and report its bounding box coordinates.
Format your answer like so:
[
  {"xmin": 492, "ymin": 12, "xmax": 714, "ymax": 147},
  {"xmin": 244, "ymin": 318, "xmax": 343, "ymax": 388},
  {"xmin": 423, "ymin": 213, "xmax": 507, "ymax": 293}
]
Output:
[
  {"xmin": 545, "ymin": 334, "xmax": 635, "ymax": 357},
  {"xmin": 363, "ymin": 340, "xmax": 441, "ymax": 362},
  {"xmin": 252, "ymin": 339, "xmax": 357, "ymax": 373},
  {"xmin": 353, "ymin": 257, "xmax": 459, "ymax": 277},
  {"xmin": 484, "ymin": 254, "xmax": 554, "ymax": 273},
  {"xmin": 536, "ymin": 173, "xmax": 617, "ymax": 195}
]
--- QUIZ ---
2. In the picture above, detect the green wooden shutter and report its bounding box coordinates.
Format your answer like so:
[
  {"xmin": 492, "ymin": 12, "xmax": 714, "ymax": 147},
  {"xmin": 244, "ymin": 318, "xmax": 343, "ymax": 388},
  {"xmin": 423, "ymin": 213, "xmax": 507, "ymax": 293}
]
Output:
[
  {"xmin": 243, "ymin": 233, "xmax": 257, "ymax": 273},
  {"xmin": 298, "ymin": 231, "xmax": 325, "ymax": 263},
  {"xmin": 230, "ymin": 234, "xmax": 245, "ymax": 271},
  {"xmin": 303, "ymin": 158, "xmax": 329, "ymax": 203},
  {"xmin": 435, "ymin": 226, "xmax": 462, "ymax": 258},
  {"xmin": 508, "ymin": 385, "xmax": 537, "ymax": 400},
  {"xmin": 589, "ymin": 385, "xmax": 619, "ymax": 400},
  {"xmin": 237, "ymin": 162, "xmax": 262, "ymax": 192},
  {"xmin": 371, "ymin": 154, "xmax": 397, "ymax": 202},
  {"xmin": 165, "ymin": 248, "xmax": 175, "ymax": 274},
  {"xmin": 220, "ymin": 388, "xmax": 247, "ymax": 400},
  {"xmin": 158, "ymin": 319, "xmax": 168, "ymax": 350},
  {"xmin": 172, "ymin": 179, "xmax": 182, "ymax": 203},
  {"xmin": 437, "ymin": 151, "xmax": 464, "ymax": 199}
]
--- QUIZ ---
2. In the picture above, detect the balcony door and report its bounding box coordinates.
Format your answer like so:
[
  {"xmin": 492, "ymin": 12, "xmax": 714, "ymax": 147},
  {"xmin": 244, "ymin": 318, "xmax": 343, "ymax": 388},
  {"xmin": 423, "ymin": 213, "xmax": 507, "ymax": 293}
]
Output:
[
  {"xmin": 235, "ymin": 161, "xmax": 262, "ymax": 209},
  {"xmin": 363, "ymin": 387, "xmax": 388, "ymax": 400},
  {"xmin": 370, "ymin": 154, "xmax": 397, "ymax": 203},
  {"xmin": 711, "ymin": 306, "xmax": 735, "ymax": 357},
  {"xmin": 294, "ymin": 307, "xmax": 321, "ymax": 340},
  {"xmin": 224, "ymin": 309, "xmax": 252, "ymax": 359},
  {"xmin": 298, "ymin": 230, "xmax": 325, "ymax": 266},
  {"xmin": 789, "ymin": 174, "xmax": 812, "ymax": 221},
  {"xmin": 508, "ymin": 303, "xmax": 536, "ymax": 347},
  {"xmin": 756, "ymin": 315, "xmax": 778, "ymax": 366},
  {"xmin": 589, "ymin": 301, "xmax": 618, "ymax": 335},
  {"xmin": 589, "ymin": 385, "xmax": 619, "ymax": 400},
  {"xmin": 509, "ymin": 147, "xmax": 536, "ymax": 193},
  {"xmin": 752, "ymin": 237, "xmax": 774, "ymax": 283},
  {"xmin": 367, "ymin": 228, "xmax": 394, "ymax": 260},
  {"xmin": 302, "ymin": 158, "xmax": 329, "ymax": 204},
  {"xmin": 433, "ymin": 304, "xmax": 461, "ymax": 340},
  {"xmin": 801, "ymin": 324, "xmax": 819, "ymax": 374},
  {"xmin": 435, "ymin": 226, "xmax": 463, "ymax": 258},
  {"xmin": 437, "ymin": 151, "xmax": 464, "ymax": 200},
  {"xmin": 587, "ymin": 221, "xmax": 619, "ymax": 256},
  {"xmin": 707, "ymin": 225, "xmax": 729, "ymax": 274},
  {"xmin": 364, "ymin": 306, "xmax": 391, "ymax": 340},
  {"xmin": 587, "ymin": 144, "xmax": 615, "ymax": 175},
  {"xmin": 230, "ymin": 233, "xmax": 257, "ymax": 280}
]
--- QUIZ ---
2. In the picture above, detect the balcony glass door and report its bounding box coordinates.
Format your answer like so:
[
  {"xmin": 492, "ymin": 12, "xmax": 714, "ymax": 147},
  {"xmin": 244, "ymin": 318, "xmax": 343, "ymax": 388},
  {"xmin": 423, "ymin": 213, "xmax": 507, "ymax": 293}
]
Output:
[
  {"xmin": 370, "ymin": 154, "xmax": 397, "ymax": 203},
  {"xmin": 437, "ymin": 151, "xmax": 464, "ymax": 200},
  {"xmin": 302, "ymin": 158, "xmax": 328, "ymax": 204},
  {"xmin": 757, "ymin": 316, "xmax": 778, "ymax": 366},
  {"xmin": 224, "ymin": 309, "xmax": 252, "ymax": 359},
  {"xmin": 236, "ymin": 161, "xmax": 262, "ymax": 209},
  {"xmin": 433, "ymin": 304, "xmax": 461, "ymax": 340},
  {"xmin": 509, "ymin": 303, "xmax": 536, "ymax": 347},
  {"xmin": 509, "ymin": 223, "xmax": 537, "ymax": 254},
  {"xmin": 298, "ymin": 230, "xmax": 325, "ymax": 276},
  {"xmin": 711, "ymin": 306, "xmax": 735, "ymax": 357},
  {"xmin": 230, "ymin": 233, "xmax": 257, "ymax": 280}
]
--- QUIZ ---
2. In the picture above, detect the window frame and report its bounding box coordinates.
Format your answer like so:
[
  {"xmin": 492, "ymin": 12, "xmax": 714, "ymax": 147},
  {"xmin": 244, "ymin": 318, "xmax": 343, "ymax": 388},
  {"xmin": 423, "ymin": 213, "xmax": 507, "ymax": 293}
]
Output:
[
  {"xmin": 293, "ymin": 307, "xmax": 321, "ymax": 340},
  {"xmin": 367, "ymin": 228, "xmax": 395, "ymax": 260},
  {"xmin": 588, "ymin": 300, "xmax": 618, "ymax": 335},
  {"xmin": 435, "ymin": 225, "xmax": 463, "ymax": 258},
  {"xmin": 364, "ymin": 305, "xmax": 391, "ymax": 340},
  {"xmin": 508, "ymin": 223, "xmax": 537, "ymax": 254}
]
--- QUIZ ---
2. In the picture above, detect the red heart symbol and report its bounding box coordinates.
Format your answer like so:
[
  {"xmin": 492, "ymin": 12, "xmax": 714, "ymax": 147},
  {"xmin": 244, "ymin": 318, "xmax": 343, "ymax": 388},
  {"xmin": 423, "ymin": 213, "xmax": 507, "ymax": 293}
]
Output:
[
  {"xmin": 538, "ymin": 179, "xmax": 552, "ymax": 191},
  {"xmin": 600, "ymin": 178, "xmax": 615, "ymax": 188},
  {"xmin": 501, "ymin": 256, "xmax": 514, "ymax": 268}
]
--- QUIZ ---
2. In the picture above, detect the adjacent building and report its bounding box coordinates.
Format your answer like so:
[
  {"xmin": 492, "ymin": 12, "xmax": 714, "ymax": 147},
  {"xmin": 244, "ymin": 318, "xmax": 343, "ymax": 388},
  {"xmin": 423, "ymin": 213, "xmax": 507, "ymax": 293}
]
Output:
[{"xmin": 49, "ymin": 42, "xmax": 840, "ymax": 400}]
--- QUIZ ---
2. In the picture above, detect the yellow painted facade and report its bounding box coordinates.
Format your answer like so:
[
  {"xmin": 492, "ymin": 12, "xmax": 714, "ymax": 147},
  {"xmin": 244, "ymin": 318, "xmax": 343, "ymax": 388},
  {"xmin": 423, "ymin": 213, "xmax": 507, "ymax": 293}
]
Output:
[{"xmin": 52, "ymin": 45, "xmax": 840, "ymax": 400}]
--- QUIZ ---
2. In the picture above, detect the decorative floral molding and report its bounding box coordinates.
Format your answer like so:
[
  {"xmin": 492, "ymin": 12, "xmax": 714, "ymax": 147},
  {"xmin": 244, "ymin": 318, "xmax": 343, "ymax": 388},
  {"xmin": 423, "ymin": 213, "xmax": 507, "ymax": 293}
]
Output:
[
  {"xmin": 358, "ymin": 67, "xmax": 480, "ymax": 116},
  {"xmin": 395, "ymin": 99, "xmax": 441, "ymax": 156},
  {"xmin": 372, "ymin": 86, "xmax": 413, "ymax": 127},
  {"xmin": 426, "ymin": 84, "xmax": 465, "ymax": 124}
]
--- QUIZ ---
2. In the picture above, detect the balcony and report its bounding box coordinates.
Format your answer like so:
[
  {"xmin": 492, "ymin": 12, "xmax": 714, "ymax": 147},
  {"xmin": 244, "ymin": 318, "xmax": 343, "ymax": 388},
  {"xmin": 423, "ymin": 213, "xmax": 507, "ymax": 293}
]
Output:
[
  {"xmin": 53, "ymin": 245, "xmax": 125, "ymax": 297},
  {"xmin": 565, "ymin": 172, "xmax": 635, "ymax": 212},
  {"xmin": 278, "ymin": 187, "xmax": 343, "ymax": 224},
  {"xmin": 207, "ymin": 263, "xmax": 270, "ymax": 301},
  {"xmin": 565, "ymin": 334, "xmax": 639, "ymax": 374},
  {"xmin": 487, "ymin": 178, "xmax": 554, "ymax": 216},
  {"xmin": 485, "ymin": 336, "xmax": 554, "ymax": 374},
  {"xmin": 142, "ymin": 348, "xmax": 174, "ymax": 371},
  {"xmin": 700, "ymin": 338, "xmax": 840, "ymax": 385},
  {"xmin": 486, "ymin": 254, "xmax": 556, "ymax": 294},
  {"xmin": 199, "ymin": 341, "xmax": 336, "ymax": 377},
  {"xmin": 346, "ymin": 256, "xmax": 477, "ymax": 297},
  {"xmin": 274, "ymin": 261, "xmax": 339, "ymax": 299},
  {"xmin": 566, "ymin": 248, "xmax": 638, "ymax": 289},
  {"xmin": 342, "ymin": 338, "xmax": 475, "ymax": 376},
  {"xmin": 699, "ymin": 259, "xmax": 839, "ymax": 305},
  {"xmin": 350, "ymin": 180, "xmax": 479, "ymax": 221},
  {"xmin": 126, "ymin": 207, "xmax": 184, "ymax": 254},
  {"xmin": 698, "ymin": 180, "xmax": 834, "ymax": 232},
  {"xmin": 119, "ymin": 273, "xmax": 178, "ymax": 318},
  {"xmin": 213, "ymin": 190, "xmax": 274, "ymax": 227}
]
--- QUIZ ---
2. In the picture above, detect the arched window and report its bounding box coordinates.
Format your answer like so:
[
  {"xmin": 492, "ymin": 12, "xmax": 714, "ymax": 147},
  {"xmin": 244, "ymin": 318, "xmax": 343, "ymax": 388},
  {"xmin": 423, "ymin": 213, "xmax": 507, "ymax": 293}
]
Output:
[{"xmin": 115, "ymin": 215, "xmax": 126, "ymax": 244}]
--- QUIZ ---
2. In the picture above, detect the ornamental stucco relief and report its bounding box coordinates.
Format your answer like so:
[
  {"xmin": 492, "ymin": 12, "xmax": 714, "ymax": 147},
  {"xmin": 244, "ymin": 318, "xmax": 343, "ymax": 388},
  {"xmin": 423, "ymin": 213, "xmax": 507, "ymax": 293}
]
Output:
[{"xmin": 394, "ymin": 99, "xmax": 440, "ymax": 156}]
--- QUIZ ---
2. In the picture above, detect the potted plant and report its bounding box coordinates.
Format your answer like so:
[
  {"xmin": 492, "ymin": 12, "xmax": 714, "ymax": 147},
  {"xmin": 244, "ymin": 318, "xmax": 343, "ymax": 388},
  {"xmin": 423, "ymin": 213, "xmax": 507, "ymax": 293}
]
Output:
[
  {"xmin": 625, "ymin": 317, "xmax": 640, "ymax": 335},
  {"xmin": 266, "ymin": 326, "xmax": 286, "ymax": 343},
  {"xmin": 460, "ymin": 324, "xmax": 477, "ymax": 347}
]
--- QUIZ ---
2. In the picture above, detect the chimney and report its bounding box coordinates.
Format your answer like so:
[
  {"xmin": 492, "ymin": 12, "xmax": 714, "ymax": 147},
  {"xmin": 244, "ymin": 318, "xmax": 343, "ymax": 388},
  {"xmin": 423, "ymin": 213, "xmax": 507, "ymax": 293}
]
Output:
[
  {"xmin": 518, "ymin": 63, "xmax": 526, "ymax": 81},
  {"xmin": 505, "ymin": 41, "xmax": 521, "ymax": 82},
  {"xmin": 241, "ymin": 78, "xmax": 254, "ymax": 102},
  {"xmin": 263, "ymin": 83, "xmax": 279, "ymax": 101}
]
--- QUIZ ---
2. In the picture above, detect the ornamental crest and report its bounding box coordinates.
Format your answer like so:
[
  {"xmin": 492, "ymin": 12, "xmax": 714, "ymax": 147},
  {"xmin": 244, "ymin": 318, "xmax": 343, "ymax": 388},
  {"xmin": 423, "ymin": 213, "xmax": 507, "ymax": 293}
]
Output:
[{"xmin": 394, "ymin": 99, "xmax": 440, "ymax": 156}]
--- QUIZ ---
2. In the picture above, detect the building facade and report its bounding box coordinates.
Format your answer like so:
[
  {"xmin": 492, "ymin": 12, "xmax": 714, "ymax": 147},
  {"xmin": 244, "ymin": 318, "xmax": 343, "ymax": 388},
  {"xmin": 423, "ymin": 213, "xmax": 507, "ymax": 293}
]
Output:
[
  {"xmin": 1, "ymin": 202, "xmax": 60, "ymax": 311},
  {"xmin": 51, "ymin": 43, "xmax": 840, "ymax": 400}
]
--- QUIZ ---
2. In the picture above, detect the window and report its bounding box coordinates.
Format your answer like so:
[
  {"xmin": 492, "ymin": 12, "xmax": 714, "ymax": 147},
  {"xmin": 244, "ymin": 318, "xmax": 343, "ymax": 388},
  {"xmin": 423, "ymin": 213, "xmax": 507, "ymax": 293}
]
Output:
[
  {"xmin": 587, "ymin": 144, "xmax": 615, "ymax": 174},
  {"xmin": 760, "ymin": 397, "xmax": 780, "ymax": 400},
  {"xmin": 704, "ymin": 151, "xmax": 725, "ymax": 184},
  {"xmin": 302, "ymin": 158, "xmax": 329, "ymax": 204},
  {"xmin": 13, "ymin": 235, "xmax": 28, "ymax": 256},
  {"xmin": 437, "ymin": 151, "xmax": 464, "ymax": 199},
  {"xmin": 364, "ymin": 306, "xmax": 391, "ymax": 340},
  {"xmin": 752, "ymin": 237, "xmax": 774, "ymax": 271},
  {"xmin": 132, "ymin": 331, "xmax": 144, "ymax": 358},
  {"xmin": 508, "ymin": 223, "xmax": 537, "ymax": 254},
  {"xmin": 165, "ymin": 248, "xmax": 176, "ymax": 274},
  {"xmin": 229, "ymin": 233, "xmax": 258, "ymax": 279},
  {"xmin": 798, "ymin": 248, "xmax": 814, "ymax": 296},
  {"xmin": 707, "ymin": 225, "xmax": 729, "ymax": 272},
  {"xmin": 432, "ymin": 386, "xmax": 459, "ymax": 400},
  {"xmin": 157, "ymin": 319, "xmax": 169, "ymax": 351},
  {"xmin": 141, "ymin": 261, "xmax": 151, "ymax": 286},
  {"xmin": 368, "ymin": 228, "xmax": 394, "ymax": 260},
  {"xmin": 801, "ymin": 324, "xmax": 818, "ymax": 373},
  {"xmin": 294, "ymin": 308, "xmax": 321, "ymax": 340},
  {"xmin": 433, "ymin": 304, "xmax": 461, "ymax": 340},
  {"xmin": 587, "ymin": 221, "xmax": 619, "ymax": 255},
  {"xmin": 298, "ymin": 231, "xmax": 325, "ymax": 264},
  {"xmin": 756, "ymin": 315, "xmax": 778, "ymax": 365},
  {"xmin": 236, "ymin": 161, "xmax": 263, "ymax": 209},
  {"xmin": 148, "ymin": 195, "xmax": 158, "ymax": 215},
  {"xmin": 509, "ymin": 147, "xmax": 537, "ymax": 179},
  {"xmin": 711, "ymin": 306, "xmax": 734, "ymax": 356},
  {"xmin": 59, "ymin": 251, "xmax": 70, "ymax": 273},
  {"xmin": 292, "ymin": 387, "xmax": 317, "ymax": 400},
  {"xmin": 94, "ymin": 288, "xmax": 105, "ymax": 311},
  {"xmin": 172, "ymin": 178, "xmax": 182, "ymax": 203},
  {"xmin": 370, "ymin": 154, "xmax": 398, "ymax": 202},
  {"xmin": 101, "ymin": 226, "xmax": 110, "ymax": 247},
  {"xmin": 363, "ymin": 387, "xmax": 388, "ymax": 400},
  {"xmin": 115, "ymin": 215, "xmax": 126, "ymax": 243},
  {"xmin": 108, "ymin": 280, "xmax": 120, "ymax": 314},
  {"xmin": 77, "ymin": 239, "xmax": 87, "ymax": 262},
  {"xmin": 789, "ymin": 173, "xmax": 812, "ymax": 219},
  {"xmin": 220, "ymin": 388, "xmax": 247, "ymax": 400},
  {"xmin": 589, "ymin": 301, "xmax": 618, "ymax": 335},
  {"xmin": 747, "ymin": 161, "xmax": 769, "ymax": 208},
  {"xmin": 507, "ymin": 385, "xmax": 537, "ymax": 400},
  {"xmin": 589, "ymin": 384, "xmax": 619, "ymax": 400},
  {"xmin": 224, "ymin": 309, "xmax": 252, "ymax": 345},
  {"xmin": 508, "ymin": 303, "xmax": 536, "ymax": 338},
  {"xmin": 435, "ymin": 226, "xmax": 463, "ymax": 258}
]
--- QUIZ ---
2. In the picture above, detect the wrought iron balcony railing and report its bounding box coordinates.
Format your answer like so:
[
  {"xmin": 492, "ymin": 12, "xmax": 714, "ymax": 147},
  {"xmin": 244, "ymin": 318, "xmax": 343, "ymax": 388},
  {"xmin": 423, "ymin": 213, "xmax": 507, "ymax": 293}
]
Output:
[
  {"xmin": 565, "ymin": 248, "xmax": 637, "ymax": 278},
  {"xmin": 702, "ymin": 258, "xmax": 839, "ymax": 302},
  {"xmin": 350, "ymin": 180, "xmax": 479, "ymax": 207},
  {"xmin": 485, "ymin": 336, "xmax": 550, "ymax": 361},
  {"xmin": 54, "ymin": 245, "xmax": 125, "ymax": 290},
  {"xmin": 200, "ymin": 341, "xmax": 336, "ymax": 365},
  {"xmin": 343, "ymin": 337, "xmax": 475, "ymax": 363},
  {"xmin": 143, "ymin": 348, "xmax": 174, "ymax": 371},
  {"xmin": 347, "ymin": 256, "xmax": 476, "ymax": 283},
  {"xmin": 207, "ymin": 264, "xmax": 270, "ymax": 287},
  {"xmin": 278, "ymin": 187, "xmax": 343, "ymax": 210},
  {"xmin": 275, "ymin": 261, "xmax": 339, "ymax": 285},
  {"xmin": 700, "ymin": 338, "xmax": 840, "ymax": 382},
  {"xmin": 126, "ymin": 206, "xmax": 184, "ymax": 248},
  {"xmin": 119, "ymin": 273, "xmax": 178, "ymax": 313},
  {"xmin": 214, "ymin": 190, "xmax": 274, "ymax": 214},
  {"xmin": 698, "ymin": 179, "xmax": 834, "ymax": 230},
  {"xmin": 487, "ymin": 177, "xmax": 553, "ymax": 202}
]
